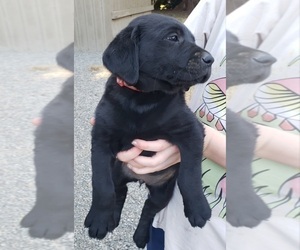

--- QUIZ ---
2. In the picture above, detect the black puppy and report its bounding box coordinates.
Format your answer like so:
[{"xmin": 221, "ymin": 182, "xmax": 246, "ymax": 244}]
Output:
[
  {"xmin": 226, "ymin": 31, "xmax": 276, "ymax": 227},
  {"xmin": 21, "ymin": 44, "xmax": 74, "ymax": 239},
  {"xmin": 84, "ymin": 14, "xmax": 213, "ymax": 248}
]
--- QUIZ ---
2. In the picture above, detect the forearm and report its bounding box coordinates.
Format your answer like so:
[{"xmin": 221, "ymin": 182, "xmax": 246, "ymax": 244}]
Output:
[
  {"xmin": 202, "ymin": 123, "xmax": 300, "ymax": 169},
  {"xmin": 203, "ymin": 125, "xmax": 226, "ymax": 168},
  {"xmin": 255, "ymin": 124, "xmax": 300, "ymax": 168}
]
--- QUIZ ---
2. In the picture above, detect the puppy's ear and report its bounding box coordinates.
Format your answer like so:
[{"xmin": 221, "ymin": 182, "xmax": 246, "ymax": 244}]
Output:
[
  {"xmin": 103, "ymin": 26, "xmax": 139, "ymax": 84},
  {"xmin": 56, "ymin": 43, "xmax": 74, "ymax": 72}
]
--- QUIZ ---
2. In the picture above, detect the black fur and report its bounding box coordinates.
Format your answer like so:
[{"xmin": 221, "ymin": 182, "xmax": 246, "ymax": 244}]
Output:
[{"xmin": 84, "ymin": 14, "xmax": 214, "ymax": 248}]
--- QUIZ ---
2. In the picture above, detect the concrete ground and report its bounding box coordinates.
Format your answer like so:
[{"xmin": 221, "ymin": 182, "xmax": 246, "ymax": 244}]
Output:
[
  {"xmin": 74, "ymin": 51, "xmax": 148, "ymax": 250},
  {"xmin": 0, "ymin": 51, "xmax": 73, "ymax": 249}
]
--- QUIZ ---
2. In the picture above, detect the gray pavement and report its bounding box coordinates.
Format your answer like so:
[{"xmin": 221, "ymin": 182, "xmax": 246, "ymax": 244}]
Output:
[
  {"xmin": 74, "ymin": 51, "xmax": 148, "ymax": 250},
  {"xmin": 0, "ymin": 51, "xmax": 73, "ymax": 249}
]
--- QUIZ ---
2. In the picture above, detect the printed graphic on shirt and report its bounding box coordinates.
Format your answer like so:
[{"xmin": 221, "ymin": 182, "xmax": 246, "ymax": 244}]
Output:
[
  {"xmin": 195, "ymin": 78, "xmax": 227, "ymax": 218},
  {"xmin": 243, "ymin": 78, "xmax": 300, "ymax": 132},
  {"xmin": 196, "ymin": 78, "xmax": 226, "ymax": 131}
]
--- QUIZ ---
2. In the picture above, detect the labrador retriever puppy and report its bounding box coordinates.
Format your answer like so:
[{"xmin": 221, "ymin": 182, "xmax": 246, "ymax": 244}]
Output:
[
  {"xmin": 84, "ymin": 14, "xmax": 213, "ymax": 248},
  {"xmin": 226, "ymin": 31, "xmax": 276, "ymax": 227}
]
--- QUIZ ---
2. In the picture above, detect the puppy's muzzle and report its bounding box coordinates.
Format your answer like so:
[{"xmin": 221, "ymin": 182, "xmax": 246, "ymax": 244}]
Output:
[
  {"xmin": 188, "ymin": 52, "xmax": 214, "ymax": 70},
  {"xmin": 186, "ymin": 52, "xmax": 214, "ymax": 82}
]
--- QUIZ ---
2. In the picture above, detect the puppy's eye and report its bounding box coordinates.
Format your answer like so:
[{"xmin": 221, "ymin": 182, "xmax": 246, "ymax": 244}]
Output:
[{"xmin": 167, "ymin": 35, "xmax": 179, "ymax": 42}]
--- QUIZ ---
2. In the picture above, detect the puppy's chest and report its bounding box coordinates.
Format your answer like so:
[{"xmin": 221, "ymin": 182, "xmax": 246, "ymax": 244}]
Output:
[
  {"xmin": 100, "ymin": 90, "xmax": 190, "ymax": 152},
  {"xmin": 112, "ymin": 113, "xmax": 166, "ymax": 140},
  {"xmin": 111, "ymin": 99, "xmax": 175, "ymax": 131},
  {"xmin": 108, "ymin": 110, "xmax": 177, "ymax": 153}
]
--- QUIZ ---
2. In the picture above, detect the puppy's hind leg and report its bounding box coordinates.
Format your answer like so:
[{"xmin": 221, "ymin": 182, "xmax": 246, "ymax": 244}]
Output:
[{"xmin": 133, "ymin": 171, "xmax": 178, "ymax": 249}]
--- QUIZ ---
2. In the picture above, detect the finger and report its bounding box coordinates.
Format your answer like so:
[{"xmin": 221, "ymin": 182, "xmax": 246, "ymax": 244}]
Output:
[
  {"xmin": 116, "ymin": 147, "xmax": 143, "ymax": 162},
  {"xmin": 32, "ymin": 117, "xmax": 42, "ymax": 126},
  {"xmin": 132, "ymin": 139, "xmax": 173, "ymax": 152},
  {"xmin": 128, "ymin": 153, "xmax": 180, "ymax": 175},
  {"xmin": 131, "ymin": 145, "xmax": 179, "ymax": 168},
  {"xmin": 90, "ymin": 117, "xmax": 95, "ymax": 126}
]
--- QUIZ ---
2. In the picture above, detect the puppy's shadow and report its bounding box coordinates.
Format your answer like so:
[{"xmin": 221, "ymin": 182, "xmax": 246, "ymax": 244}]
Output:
[
  {"xmin": 20, "ymin": 43, "xmax": 74, "ymax": 239},
  {"xmin": 226, "ymin": 31, "xmax": 276, "ymax": 227}
]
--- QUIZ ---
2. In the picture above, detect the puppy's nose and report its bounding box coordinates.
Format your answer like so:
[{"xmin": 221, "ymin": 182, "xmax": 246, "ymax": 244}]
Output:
[
  {"xmin": 201, "ymin": 53, "xmax": 214, "ymax": 65},
  {"xmin": 253, "ymin": 52, "xmax": 276, "ymax": 65}
]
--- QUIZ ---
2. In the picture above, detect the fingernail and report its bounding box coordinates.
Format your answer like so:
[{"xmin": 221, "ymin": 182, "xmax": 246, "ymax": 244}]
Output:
[{"xmin": 131, "ymin": 140, "xmax": 137, "ymax": 146}]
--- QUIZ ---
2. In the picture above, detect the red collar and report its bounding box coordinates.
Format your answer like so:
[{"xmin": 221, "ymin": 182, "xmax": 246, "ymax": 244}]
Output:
[{"xmin": 116, "ymin": 77, "xmax": 141, "ymax": 92}]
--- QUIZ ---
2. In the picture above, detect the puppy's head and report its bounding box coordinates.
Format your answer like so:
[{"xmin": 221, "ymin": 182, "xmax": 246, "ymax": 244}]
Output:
[
  {"xmin": 56, "ymin": 43, "xmax": 74, "ymax": 72},
  {"xmin": 103, "ymin": 14, "xmax": 213, "ymax": 93},
  {"xmin": 227, "ymin": 31, "xmax": 276, "ymax": 88}
]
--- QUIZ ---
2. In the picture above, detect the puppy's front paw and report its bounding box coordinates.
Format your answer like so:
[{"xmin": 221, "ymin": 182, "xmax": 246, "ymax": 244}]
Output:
[
  {"xmin": 185, "ymin": 197, "xmax": 211, "ymax": 228},
  {"xmin": 227, "ymin": 192, "xmax": 271, "ymax": 228},
  {"xmin": 84, "ymin": 208, "xmax": 115, "ymax": 240}
]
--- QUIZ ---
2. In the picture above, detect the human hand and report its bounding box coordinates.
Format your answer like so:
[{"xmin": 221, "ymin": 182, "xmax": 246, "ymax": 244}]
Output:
[
  {"xmin": 117, "ymin": 139, "xmax": 181, "ymax": 175},
  {"xmin": 90, "ymin": 117, "xmax": 180, "ymax": 174}
]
